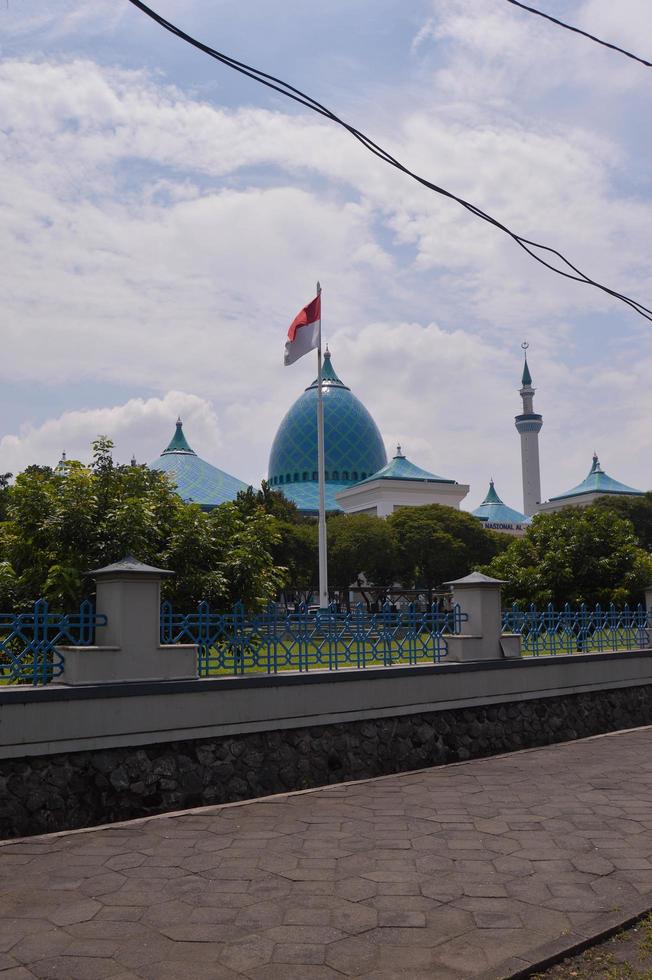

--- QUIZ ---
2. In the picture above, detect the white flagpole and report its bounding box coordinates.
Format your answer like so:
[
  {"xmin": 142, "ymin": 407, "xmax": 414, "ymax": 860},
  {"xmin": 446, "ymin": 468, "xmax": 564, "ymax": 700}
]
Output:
[{"xmin": 316, "ymin": 281, "xmax": 329, "ymax": 610}]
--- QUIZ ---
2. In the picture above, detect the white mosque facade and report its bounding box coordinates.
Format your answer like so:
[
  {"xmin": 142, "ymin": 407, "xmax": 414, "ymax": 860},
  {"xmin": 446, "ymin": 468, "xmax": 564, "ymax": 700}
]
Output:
[{"xmin": 143, "ymin": 348, "xmax": 644, "ymax": 530}]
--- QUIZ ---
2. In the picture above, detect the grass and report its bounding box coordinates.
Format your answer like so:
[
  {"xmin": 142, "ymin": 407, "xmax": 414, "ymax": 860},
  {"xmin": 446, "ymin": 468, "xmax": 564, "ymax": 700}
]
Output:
[
  {"xmin": 197, "ymin": 635, "xmax": 449, "ymax": 676},
  {"xmin": 0, "ymin": 627, "xmax": 649, "ymax": 684},
  {"xmin": 533, "ymin": 913, "xmax": 652, "ymax": 979}
]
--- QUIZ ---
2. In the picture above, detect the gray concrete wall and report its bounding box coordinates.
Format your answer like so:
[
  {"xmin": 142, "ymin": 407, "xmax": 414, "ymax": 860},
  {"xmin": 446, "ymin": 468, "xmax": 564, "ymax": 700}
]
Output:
[
  {"xmin": 2, "ymin": 649, "xmax": 652, "ymax": 759},
  {"xmin": 3, "ymin": 680, "xmax": 652, "ymax": 839}
]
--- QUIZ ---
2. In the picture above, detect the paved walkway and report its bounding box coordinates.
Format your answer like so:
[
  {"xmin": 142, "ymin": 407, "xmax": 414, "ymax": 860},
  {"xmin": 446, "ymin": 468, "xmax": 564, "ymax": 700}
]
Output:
[{"xmin": 1, "ymin": 729, "xmax": 652, "ymax": 980}]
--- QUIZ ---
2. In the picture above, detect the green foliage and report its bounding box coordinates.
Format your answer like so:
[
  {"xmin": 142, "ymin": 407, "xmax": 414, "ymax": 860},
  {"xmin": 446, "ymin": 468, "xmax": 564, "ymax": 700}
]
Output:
[
  {"xmin": 483, "ymin": 505, "xmax": 652, "ymax": 607},
  {"xmin": 594, "ymin": 492, "xmax": 652, "ymax": 551},
  {"xmin": 387, "ymin": 504, "xmax": 507, "ymax": 589},
  {"xmin": 209, "ymin": 501, "xmax": 286, "ymax": 609},
  {"xmin": 0, "ymin": 440, "xmax": 287, "ymax": 611},
  {"xmin": 0, "ymin": 561, "xmax": 17, "ymax": 607},
  {"xmin": 0, "ymin": 473, "xmax": 11, "ymax": 524},
  {"xmin": 236, "ymin": 482, "xmax": 320, "ymax": 599},
  {"xmin": 237, "ymin": 481, "xmax": 303, "ymax": 523},
  {"xmin": 327, "ymin": 513, "xmax": 396, "ymax": 587},
  {"xmin": 274, "ymin": 521, "xmax": 318, "ymax": 596}
]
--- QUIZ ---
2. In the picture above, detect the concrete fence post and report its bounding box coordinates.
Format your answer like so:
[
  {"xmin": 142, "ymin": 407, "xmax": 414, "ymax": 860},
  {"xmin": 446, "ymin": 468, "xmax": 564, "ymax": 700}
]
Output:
[
  {"xmin": 645, "ymin": 586, "xmax": 652, "ymax": 616},
  {"xmin": 444, "ymin": 572, "xmax": 521, "ymax": 662},
  {"xmin": 55, "ymin": 555, "xmax": 197, "ymax": 685}
]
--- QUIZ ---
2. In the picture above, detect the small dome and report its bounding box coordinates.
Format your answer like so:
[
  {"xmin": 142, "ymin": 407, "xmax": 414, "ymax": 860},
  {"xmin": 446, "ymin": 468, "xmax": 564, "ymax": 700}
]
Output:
[
  {"xmin": 268, "ymin": 351, "xmax": 387, "ymax": 513},
  {"xmin": 549, "ymin": 453, "xmax": 643, "ymax": 502},
  {"xmin": 150, "ymin": 418, "xmax": 248, "ymax": 510},
  {"xmin": 472, "ymin": 479, "xmax": 528, "ymax": 525},
  {"xmin": 359, "ymin": 445, "xmax": 457, "ymax": 485}
]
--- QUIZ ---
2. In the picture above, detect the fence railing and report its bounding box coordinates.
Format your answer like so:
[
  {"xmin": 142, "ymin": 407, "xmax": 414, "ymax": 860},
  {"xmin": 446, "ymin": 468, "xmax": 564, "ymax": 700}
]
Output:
[
  {"xmin": 0, "ymin": 599, "xmax": 106, "ymax": 685},
  {"xmin": 160, "ymin": 601, "xmax": 466, "ymax": 676},
  {"xmin": 502, "ymin": 603, "xmax": 651, "ymax": 656},
  {"xmin": 2, "ymin": 597, "xmax": 651, "ymax": 685}
]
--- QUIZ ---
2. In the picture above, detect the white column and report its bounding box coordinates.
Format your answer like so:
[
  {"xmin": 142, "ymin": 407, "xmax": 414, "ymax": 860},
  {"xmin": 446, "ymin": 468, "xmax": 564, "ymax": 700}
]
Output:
[
  {"xmin": 444, "ymin": 572, "xmax": 521, "ymax": 661},
  {"xmin": 55, "ymin": 556, "xmax": 197, "ymax": 685},
  {"xmin": 519, "ymin": 427, "xmax": 542, "ymax": 517}
]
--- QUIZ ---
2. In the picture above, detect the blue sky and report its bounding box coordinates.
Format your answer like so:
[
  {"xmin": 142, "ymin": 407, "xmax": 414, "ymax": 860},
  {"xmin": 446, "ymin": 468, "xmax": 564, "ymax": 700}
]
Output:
[{"xmin": 1, "ymin": 0, "xmax": 651, "ymax": 511}]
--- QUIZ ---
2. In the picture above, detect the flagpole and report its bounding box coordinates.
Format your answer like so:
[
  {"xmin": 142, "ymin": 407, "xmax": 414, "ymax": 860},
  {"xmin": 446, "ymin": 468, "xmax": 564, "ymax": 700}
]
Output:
[{"xmin": 316, "ymin": 281, "xmax": 329, "ymax": 610}]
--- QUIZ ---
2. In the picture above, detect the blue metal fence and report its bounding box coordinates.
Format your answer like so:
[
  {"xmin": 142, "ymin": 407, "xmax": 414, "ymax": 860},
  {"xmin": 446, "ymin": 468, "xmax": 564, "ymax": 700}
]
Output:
[
  {"xmin": 160, "ymin": 601, "xmax": 465, "ymax": 676},
  {"xmin": 502, "ymin": 603, "xmax": 651, "ymax": 656},
  {"xmin": 0, "ymin": 599, "xmax": 106, "ymax": 685},
  {"xmin": 2, "ymin": 598, "xmax": 649, "ymax": 684}
]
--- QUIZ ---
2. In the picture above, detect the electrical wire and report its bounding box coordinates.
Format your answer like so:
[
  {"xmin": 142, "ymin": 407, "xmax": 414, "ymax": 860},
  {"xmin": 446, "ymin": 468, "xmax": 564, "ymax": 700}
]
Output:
[
  {"xmin": 504, "ymin": 0, "xmax": 652, "ymax": 69},
  {"xmin": 125, "ymin": 0, "xmax": 652, "ymax": 322}
]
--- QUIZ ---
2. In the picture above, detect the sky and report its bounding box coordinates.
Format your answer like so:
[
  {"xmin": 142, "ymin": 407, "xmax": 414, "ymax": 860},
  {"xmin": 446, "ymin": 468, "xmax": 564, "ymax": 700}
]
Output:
[{"xmin": 1, "ymin": 0, "xmax": 651, "ymax": 511}]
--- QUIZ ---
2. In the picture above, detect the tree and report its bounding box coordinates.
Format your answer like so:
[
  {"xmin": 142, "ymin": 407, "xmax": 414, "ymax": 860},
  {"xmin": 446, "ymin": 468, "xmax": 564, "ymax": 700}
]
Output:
[
  {"xmin": 273, "ymin": 521, "xmax": 318, "ymax": 600},
  {"xmin": 594, "ymin": 493, "xmax": 652, "ymax": 552},
  {"xmin": 387, "ymin": 504, "xmax": 507, "ymax": 589},
  {"xmin": 327, "ymin": 514, "xmax": 397, "ymax": 589},
  {"xmin": 234, "ymin": 483, "xmax": 314, "ymax": 601},
  {"xmin": 237, "ymin": 481, "xmax": 303, "ymax": 523},
  {"xmin": 208, "ymin": 502, "xmax": 286, "ymax": 610},
  {"xmin": 0, "ymin": 440, "xmax": 288, "ymax": 612},
  {"xmin": 0, "ymin": 473, "xmax": 11, "ymax": 523},
  {"xmin": 482, "ymin": 505, "xmax": 652, "ymax": 607}
]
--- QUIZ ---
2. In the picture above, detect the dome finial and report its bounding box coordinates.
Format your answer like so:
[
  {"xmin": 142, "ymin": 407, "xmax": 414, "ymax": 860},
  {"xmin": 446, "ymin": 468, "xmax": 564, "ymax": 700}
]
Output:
[
  {"xmin": 395, "ymin": 444, "xmax": 404, "ymax": 458},
  {"xmin": 308, "ymin": 349, "xmax": 347, "ymax": 389},
  {"xmin": 521, "ymin": 342, "xmax": 532, "ymax": 386}
]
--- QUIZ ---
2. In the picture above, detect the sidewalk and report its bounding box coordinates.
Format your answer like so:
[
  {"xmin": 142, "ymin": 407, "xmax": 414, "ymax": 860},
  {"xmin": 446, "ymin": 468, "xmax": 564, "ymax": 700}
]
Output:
[{"xmin": 1, "ymin": 726, "xmax": 652, "ymax": 979}]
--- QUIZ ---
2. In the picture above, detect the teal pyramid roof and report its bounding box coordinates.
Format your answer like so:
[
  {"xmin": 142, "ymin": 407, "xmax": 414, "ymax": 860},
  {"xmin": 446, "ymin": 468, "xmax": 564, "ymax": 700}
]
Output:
[
  {"xmin": 522, "ymin": 356, "xmax": 532, "ymax": 386},
  {"xmin": 150, "ymin": 419, "xmax": 248, "ymax": 510},
  {"xmin": 550, "ymin": 454, "xmax": 643, "ymax": 502},
  {"xmin": 472, "ymin": 480, "xmax": 528, "ymax": 525},
  {"xmin": 359, "ymin": 447, "xmax": 456, "ymax": 485},
  {"xmin": 162, "ymin": 417, "xmax": 194, "ymax": 455}
]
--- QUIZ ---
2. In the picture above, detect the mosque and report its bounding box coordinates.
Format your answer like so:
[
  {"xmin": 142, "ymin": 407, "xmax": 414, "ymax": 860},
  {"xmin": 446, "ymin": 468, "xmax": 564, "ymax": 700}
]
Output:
[{"xmin": 146, "ymin": 348, "xmax": 645, "ymax": 532}]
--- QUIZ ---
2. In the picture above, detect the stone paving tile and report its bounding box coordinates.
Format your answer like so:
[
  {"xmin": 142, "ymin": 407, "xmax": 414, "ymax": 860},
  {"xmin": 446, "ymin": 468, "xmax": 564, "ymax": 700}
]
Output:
[{"xmin": 3, "ymin": 727, "xmax": 652, "ymax": 977}]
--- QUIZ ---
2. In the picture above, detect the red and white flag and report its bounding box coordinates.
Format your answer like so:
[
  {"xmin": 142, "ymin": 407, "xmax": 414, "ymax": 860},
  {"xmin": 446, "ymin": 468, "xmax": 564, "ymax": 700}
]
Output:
[{"xmin": 284, "ymin": 292, "xmax": 321, "ymax": 366}]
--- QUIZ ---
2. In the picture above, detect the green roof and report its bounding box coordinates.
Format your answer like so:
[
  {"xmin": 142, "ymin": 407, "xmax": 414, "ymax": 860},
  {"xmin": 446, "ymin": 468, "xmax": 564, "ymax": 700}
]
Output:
[
  {"xmin": 309, "ymin": 348, "xmax": 348, "ymax": 389},
  {"xmin": 472, "ymin": 480, "xmax": 528, "ymax": 525},
  {"xmin": 151, "ymin": 419, "xmax": 248, "ymax": 509},
  {"xmin": 522, "ymin": 357, "xmax": 532, "ymax": 387},
  {"xmin": 550, "ymin": 454, "xmax": 643, "ymax": 501},
  {"xmin": 359, "ymin": 446, "xmax": 456, "ymax": 485},
  {"xmin": 162, "ymin": 417, "xmax": 194, "ymax": 455}
]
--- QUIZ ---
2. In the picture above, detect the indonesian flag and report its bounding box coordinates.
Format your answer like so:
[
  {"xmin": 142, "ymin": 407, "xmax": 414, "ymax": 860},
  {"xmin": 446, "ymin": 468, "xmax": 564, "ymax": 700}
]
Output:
[{"xmin": 284, "ymin": 293, "xmax": 321, "ymax": 366}]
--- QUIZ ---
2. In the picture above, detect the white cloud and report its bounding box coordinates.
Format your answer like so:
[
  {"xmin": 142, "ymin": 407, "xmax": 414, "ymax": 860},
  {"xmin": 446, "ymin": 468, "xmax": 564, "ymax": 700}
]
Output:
[
  {"xmin": 0, "ymin": 391, "xmax": 224, "ymax": 475},
  {"xmin": 2, "ymin": 0, "xmax": 125, "ymax": 42}
]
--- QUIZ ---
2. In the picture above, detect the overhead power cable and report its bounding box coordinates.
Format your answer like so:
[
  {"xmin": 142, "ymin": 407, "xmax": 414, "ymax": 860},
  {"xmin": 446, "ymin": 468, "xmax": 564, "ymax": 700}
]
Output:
[
  {"xmin": 504, "ymin": 0, "xmax": 652, "ymax": 69},
  {"xmin": 125, "ymin": 0, "xmax": 652, "ymax": 323}
]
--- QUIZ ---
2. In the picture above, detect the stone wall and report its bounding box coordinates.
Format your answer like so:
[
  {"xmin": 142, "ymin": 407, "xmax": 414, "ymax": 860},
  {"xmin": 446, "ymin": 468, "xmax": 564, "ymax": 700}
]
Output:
[{"xmin": 2, "ymin": 683, "xmax": 652, "ymax": 839}]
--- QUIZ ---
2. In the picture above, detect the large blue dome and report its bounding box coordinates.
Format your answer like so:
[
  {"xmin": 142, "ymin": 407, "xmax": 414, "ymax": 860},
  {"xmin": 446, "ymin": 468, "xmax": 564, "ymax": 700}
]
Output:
[{"xmin": 268, "ymin": 351, "xmax": 387, "ymax": 513}]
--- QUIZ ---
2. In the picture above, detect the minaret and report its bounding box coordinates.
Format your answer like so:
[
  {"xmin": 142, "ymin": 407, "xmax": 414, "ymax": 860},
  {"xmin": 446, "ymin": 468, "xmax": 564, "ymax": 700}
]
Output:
[{"xmin": 514, "ymin": 343, "xmax": 543, "ymax": 516}]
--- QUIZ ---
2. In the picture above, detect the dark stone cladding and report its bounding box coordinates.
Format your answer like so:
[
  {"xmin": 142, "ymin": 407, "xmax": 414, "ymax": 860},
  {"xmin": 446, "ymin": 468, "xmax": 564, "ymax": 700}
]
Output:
[{"xmin": 2, "ymin": 684, "xmax": 652, "ymax": 839}]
